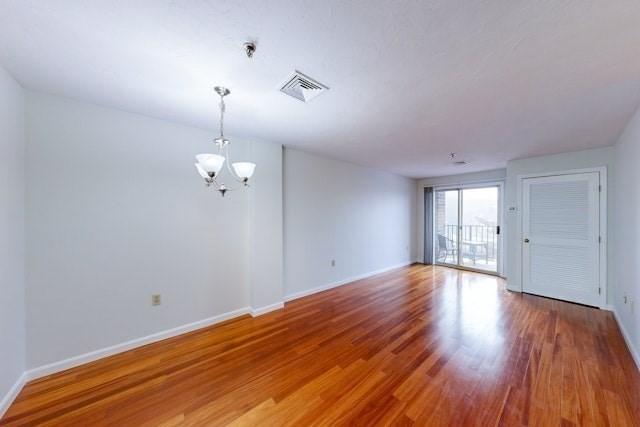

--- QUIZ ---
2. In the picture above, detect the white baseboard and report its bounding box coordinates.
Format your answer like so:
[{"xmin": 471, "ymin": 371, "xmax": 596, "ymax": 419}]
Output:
[
  {"xmin": 0, "ymin": 372, "xmax": 27, "ymax": 419},
  {"xmin": 612, "ymin": 308, "xmax": 640, "ymax": 371},
  {"xmin": 284, "ymin": 261, "xmax": 413, "ymax": 302},
  {"xmin": 25, "ymin": 306, "xmax": 251, "ymax": 381},
  {"xmin": 250, "ymin": 302, "xmax": 284, "ymax": 317}
]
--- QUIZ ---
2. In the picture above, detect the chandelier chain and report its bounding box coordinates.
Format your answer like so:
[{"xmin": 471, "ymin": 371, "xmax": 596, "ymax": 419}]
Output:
[{"xmin": 219, "ymin": 95, "xmax": 225, "ymax": 139}]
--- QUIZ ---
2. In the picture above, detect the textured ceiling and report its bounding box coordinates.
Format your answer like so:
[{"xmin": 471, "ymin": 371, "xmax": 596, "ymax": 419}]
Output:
[{"xmin": 1, "ymin": 0, "xmax": 640, "ymax": 177}]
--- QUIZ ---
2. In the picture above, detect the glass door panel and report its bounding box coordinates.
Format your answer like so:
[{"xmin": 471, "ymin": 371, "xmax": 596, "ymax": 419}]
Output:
[
  {"xmin": 460, "ymin": 187, "xmax": 499, "ymax": 272},
  {"xmin": 434, "ymin": 190, "xmax": 459, "ymax": 265}
]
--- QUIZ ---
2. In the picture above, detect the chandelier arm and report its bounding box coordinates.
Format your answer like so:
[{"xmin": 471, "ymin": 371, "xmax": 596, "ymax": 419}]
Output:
[
  {"xmin": 210, "ymin": 174, "xmax": 244, "ymax": 192},
  {"xmin": 221, "ymin": 184, "xmax": 244, "ymax": 192},
  {"xmin": 223, "ymin": 143, "xmax": 245, "ymax": 183},
  {"xmin": 214, "ymin": 182, "xmax": 244, "ymax": 193}
]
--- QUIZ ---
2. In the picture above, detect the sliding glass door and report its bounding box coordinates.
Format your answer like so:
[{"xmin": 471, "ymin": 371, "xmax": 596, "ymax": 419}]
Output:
[
  {"xmin": 434, "ymin": 190, "xmax": 459, "ymax": 265},
  {"xmin": 433, "ymin": 185, "xmax": 501, "ymax": 273}
]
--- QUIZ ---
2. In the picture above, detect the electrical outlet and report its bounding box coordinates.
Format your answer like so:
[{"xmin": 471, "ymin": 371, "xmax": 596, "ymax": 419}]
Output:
[
  {"xmin": 624, "ymin": 295, "xmax": 628, "ymax": 304},
  {"xmin": 152, "ymin": 294, "xmax": 161, "ymax": 306},
  {"xmin": 331, "ymin": 259, "xmax": 336, "ymax": 267}
]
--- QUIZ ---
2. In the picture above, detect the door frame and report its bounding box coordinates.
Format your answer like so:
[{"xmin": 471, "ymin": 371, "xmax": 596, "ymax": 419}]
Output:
[
  {"xmin": 516, "ymin": 167, "xmax": 607, "ymax": 308},
  {"xmin": 432, "ymin": 181, "xmax": 505, "ymax": 276}
]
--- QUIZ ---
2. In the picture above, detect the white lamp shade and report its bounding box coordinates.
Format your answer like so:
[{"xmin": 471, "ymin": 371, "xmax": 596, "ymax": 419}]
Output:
[
  {"xmin": 195, "ymin": 163, "xmax": 209, "ymax": 179},
  {"xmin": 195, "ymin": 154, "xmax": 225, "ymax": 174},
  {"xmin": 232, "ymin": 162, "xmax": 256, "ymax": 179}
]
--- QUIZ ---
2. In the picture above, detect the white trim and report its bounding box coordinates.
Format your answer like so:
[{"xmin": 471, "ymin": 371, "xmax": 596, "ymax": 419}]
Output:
[
  {"xmin": 250, "ymin": 302, "xmax": 284, "ymax": 317},
  {"xmin": 421, "ymin": 175, "xmax": 506, "ymax": 191},
  {"xmin": 516, "ymin": 167, "xmax": 607, "ymax": 180},
  {"xmin": 516, "ymin": 167, "xmax": 608, "ymax": 308},
  {"xmin": 284, "ymin": 262, "xmax": 413, "ymax": 302},
  {"xmin": 612, "ymin": 308, "xmax": 640, "ymax": 371},
  {"xmin": 25, "ymin": 306, "xmax": 251, "ymax": 381},
  {"xmin": 0, "ymin": 373, "xmax": 27, "ymax": 419},
  {"xmin": 432, "ymin": 179, "xmax": 505, "ymax": 192}
]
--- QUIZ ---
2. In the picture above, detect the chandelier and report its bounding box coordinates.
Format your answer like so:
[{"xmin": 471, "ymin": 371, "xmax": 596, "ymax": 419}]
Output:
[{"xmin": 194, "ymin": 86, "xmax": 256, "ymax": 196}]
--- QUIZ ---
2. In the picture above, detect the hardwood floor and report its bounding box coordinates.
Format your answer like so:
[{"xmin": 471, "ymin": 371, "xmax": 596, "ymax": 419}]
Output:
[{"xmin": 2, "ymin": 265, "xmax": 639, "ymax": 426}]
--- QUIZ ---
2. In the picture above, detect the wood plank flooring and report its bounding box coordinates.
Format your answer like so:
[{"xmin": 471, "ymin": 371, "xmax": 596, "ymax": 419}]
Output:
[{"xmin": 2, "ymin": 265, "xmax": 639, "ymax": 426}]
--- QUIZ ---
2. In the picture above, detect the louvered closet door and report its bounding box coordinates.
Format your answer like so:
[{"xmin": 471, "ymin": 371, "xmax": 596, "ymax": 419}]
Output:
[{"xmin": 522, "ymin": 172, "xmax": 600, "ymax": 306}]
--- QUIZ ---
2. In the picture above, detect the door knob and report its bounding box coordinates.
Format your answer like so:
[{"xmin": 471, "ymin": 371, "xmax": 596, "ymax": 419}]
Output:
[{"xmin": 524, "ymin": 238, "xmax": 530, "ymax": 243}]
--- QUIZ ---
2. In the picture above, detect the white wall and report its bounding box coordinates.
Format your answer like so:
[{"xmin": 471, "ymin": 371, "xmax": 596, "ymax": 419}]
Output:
[
  {"xmin": 613, "ymin": 107, "xmax": 640, "ymax": 365},
  {"xmin": 415, "ymin": 169, "xmax": 507, "ymax": 265},
  {"xmin": 248, "ymin": 141, "xmax": 283, "ymax": 312},
  {"xmin": 0, "ymin": 67, "xmax": 25, "ymax": 409},
  {"xmin": 25, "ymin": 92, "xmax": 258, "ymax": 369},
  {"xmin": 283, "ymin": 149, "xmax": 417, "ymax": 299},
  {"xmin": 504, "ymin": 147, "xmax": 615, "ymax": 301}
]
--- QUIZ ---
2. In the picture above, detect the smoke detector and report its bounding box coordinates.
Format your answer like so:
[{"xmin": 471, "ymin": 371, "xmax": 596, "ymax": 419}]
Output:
[
  {"xmin": 279, "ymin": 70, "xmax": 329, "ymax": 102},
  {"xmin": 449, "ymin": 153, "xmax": 468, "ymax": 165}
]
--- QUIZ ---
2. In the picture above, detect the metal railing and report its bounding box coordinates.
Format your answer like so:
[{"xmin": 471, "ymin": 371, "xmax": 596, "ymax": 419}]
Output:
[{"xmin": 438, "ymin": 224, "xmax": 498, "ymax": 260}]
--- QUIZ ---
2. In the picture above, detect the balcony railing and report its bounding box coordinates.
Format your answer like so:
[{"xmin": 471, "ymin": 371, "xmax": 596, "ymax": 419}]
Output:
[{"xmin": 437, "ymin": 224, "xmax": 498, "ymax": 262}]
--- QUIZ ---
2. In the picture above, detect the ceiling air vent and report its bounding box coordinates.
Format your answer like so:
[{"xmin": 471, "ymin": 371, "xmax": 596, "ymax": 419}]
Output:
[{"xmin": 279, "ymin": 70, "xmax": 329, "ymax": 102}]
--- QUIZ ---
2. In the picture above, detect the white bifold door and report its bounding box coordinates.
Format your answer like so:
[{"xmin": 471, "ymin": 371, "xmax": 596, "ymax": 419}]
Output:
[{"xmin": 522, "ymin": 172, "xmax": 602, "ymax": 306}]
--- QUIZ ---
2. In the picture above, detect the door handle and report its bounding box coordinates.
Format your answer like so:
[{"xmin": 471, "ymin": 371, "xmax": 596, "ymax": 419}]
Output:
[{"xmin": 524, "ymin": 238, "xmax": 530, "ymax": 243}]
